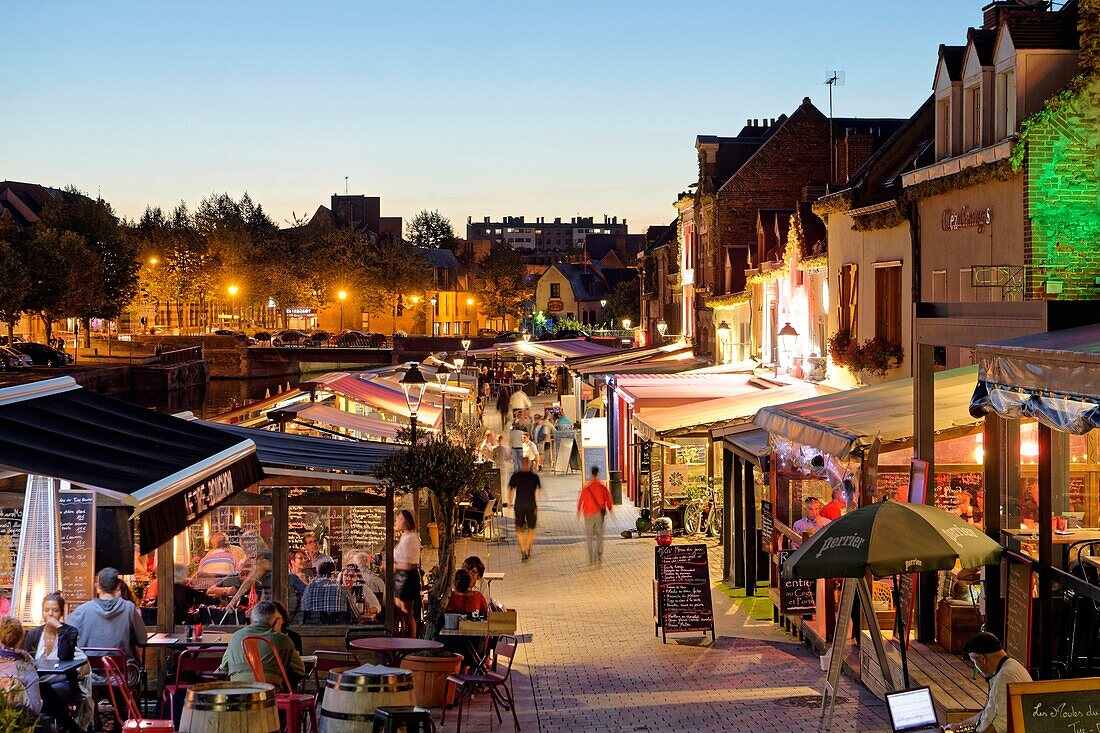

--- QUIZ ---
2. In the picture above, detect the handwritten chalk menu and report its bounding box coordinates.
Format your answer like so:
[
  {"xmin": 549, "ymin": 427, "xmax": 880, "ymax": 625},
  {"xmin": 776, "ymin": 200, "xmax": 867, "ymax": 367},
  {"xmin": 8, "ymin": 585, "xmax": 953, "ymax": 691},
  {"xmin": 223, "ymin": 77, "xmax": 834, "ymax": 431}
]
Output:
[
  {"xmin": 760, "ymin": 500, "xmax": 774, "ymax": 552},
  {"xmin": 59, "ymin": 490, "xmax": 95, "ymax": 603},
  {"xmin": 1005, "ymin": 554, "xmax": 1034, "ymax": 668},
  {"xmin": 336, "ymin": 506, "xmax": 387, "ymax": 555},
  {"xmin": 649, "ymin": 447, "xmax": 664, "ymax": 512},
  {"xmin": 1007, "ymin": 677, "xmax": 1100, "ymax": 733},
  {"xmin": 654, "ymin": 544, "xmax": 715, "ymax": 642},
  {"xmin": 0, "ymin": 498, "xmax": 22, "ymax": 590},
  {"xmin": 778, "ymin": 549, "xmax": 816, "ymax": 616}
]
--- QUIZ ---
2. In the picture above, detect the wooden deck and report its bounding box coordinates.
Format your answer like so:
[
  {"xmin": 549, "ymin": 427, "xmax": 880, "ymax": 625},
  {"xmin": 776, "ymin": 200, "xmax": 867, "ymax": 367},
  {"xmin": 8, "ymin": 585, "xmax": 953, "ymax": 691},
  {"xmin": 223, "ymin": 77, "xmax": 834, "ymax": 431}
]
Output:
[{"xmin": 798, "ymin": 618, "xmax": 986, "ymax": 722}]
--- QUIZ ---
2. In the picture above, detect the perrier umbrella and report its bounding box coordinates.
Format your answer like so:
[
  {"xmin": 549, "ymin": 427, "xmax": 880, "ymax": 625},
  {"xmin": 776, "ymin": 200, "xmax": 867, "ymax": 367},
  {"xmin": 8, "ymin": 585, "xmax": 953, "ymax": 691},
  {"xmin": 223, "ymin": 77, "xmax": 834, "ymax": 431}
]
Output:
[{"xmin": 781, "ymin": 498, "xmax": 1003, "ymax": 687}]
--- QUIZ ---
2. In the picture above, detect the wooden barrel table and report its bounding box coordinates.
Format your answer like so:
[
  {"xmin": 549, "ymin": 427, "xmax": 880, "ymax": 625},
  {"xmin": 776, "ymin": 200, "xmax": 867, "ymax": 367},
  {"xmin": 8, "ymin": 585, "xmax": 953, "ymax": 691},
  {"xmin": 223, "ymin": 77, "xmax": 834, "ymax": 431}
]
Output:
[
  {"xmin": 179, "ymin": 681, "xmax": 280, "ymax": 733},
  {"xmin": 318, "ymin": 664, "xmax": 415, "ymax": 732}
]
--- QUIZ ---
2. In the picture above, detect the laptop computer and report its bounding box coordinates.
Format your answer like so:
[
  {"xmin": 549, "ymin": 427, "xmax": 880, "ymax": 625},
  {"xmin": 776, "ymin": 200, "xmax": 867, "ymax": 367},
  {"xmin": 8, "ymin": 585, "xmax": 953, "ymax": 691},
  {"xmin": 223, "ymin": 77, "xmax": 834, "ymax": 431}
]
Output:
[{"xmin": 885, "ymin": 687, "xmax": 941, "ymax": 733}]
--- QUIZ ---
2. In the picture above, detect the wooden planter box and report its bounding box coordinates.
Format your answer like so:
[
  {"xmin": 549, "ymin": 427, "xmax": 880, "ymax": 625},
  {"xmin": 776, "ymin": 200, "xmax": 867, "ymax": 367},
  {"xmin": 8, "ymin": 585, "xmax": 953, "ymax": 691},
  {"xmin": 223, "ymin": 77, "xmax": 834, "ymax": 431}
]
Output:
[{"xmin": 936, "ymin": 600, "xmax": 981, "ymax": 654}]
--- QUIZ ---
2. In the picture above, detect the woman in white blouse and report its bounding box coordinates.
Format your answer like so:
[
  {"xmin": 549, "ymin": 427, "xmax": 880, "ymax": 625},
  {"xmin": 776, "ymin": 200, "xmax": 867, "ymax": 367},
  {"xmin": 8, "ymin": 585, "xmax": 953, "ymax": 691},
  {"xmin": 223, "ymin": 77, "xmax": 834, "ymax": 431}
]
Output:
[{"xmin": 392, "ymin": 510, "xmax": 422, "ymax": 638}]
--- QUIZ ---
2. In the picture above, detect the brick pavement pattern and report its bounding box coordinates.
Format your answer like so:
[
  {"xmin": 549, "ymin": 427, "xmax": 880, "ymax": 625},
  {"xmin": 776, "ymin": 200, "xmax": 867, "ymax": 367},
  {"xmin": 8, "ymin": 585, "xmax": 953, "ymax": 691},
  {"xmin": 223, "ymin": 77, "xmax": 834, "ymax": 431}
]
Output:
[{"xmin": 445, "ymin": 422, "xmax": 892, "ymax": 733}]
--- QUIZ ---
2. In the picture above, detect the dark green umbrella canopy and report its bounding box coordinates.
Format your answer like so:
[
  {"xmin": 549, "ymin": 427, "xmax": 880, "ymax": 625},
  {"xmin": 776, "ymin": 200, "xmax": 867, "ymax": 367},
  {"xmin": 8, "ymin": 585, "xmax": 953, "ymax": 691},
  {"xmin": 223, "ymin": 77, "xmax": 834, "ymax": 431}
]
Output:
[{"xmin": 781, "ymin": 500, "xmax": 1003, "ymax": 580}]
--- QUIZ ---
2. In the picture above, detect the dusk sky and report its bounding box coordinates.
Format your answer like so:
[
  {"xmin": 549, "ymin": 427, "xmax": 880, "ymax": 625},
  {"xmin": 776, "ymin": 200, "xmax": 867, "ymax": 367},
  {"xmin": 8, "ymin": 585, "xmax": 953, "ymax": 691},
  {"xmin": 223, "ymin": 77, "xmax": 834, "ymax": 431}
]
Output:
[{"xmin": 9, "ymin": 1, "xmax": 979, "ymax": 233}]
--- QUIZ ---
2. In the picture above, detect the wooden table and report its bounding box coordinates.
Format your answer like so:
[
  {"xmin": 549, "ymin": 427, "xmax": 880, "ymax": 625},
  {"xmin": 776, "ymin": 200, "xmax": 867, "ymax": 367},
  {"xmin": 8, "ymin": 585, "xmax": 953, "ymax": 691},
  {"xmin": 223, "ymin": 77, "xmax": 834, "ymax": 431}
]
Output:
[
  {"xmin": 483, "ymin": 572, "xmax": 505, "ymax": 596},
  {"xmin": 146, "ymin": 632, "xmax": 232, "ymax": 648},
  {"xmin": 348, "ymin": 637, "xmax": 443, "ymax": 667}
]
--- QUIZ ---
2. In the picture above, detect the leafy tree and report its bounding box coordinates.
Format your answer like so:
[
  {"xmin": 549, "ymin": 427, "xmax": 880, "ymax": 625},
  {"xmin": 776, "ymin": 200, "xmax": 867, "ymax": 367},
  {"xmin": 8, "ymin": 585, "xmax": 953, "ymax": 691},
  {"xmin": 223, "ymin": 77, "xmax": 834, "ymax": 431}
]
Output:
[
  {"xmin": 604, "ymin": 277, "xmax": 640, "ymax": 326},
  {"xmin": 24, "ymin": 228, "xmax": 100, "ymax": 344},
  {"xmin": 0, "ymin": 241, "xmax": 30, "ymax": 344},
  {"xmin": 472, "ymin": 243, "xmax": 530, "ymax": 322},
  {"xmin": 38, "ymin": 189, "xmax": 138, "ymax": 342},
  {"xmin": 377, "ymin": 432, "xmax": 490, "ymax": 640},
  {"xmin": 406, "ymin": 209, "xmax": 456, "ymax": 249}
]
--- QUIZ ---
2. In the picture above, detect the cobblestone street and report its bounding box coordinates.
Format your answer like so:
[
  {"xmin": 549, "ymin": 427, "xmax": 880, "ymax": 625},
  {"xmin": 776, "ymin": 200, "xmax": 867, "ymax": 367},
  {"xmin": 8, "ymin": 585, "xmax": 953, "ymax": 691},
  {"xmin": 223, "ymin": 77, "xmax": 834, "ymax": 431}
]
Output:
[{"xmin": 446, "ymin": 454, "xmax": 891, "ymax": 733}]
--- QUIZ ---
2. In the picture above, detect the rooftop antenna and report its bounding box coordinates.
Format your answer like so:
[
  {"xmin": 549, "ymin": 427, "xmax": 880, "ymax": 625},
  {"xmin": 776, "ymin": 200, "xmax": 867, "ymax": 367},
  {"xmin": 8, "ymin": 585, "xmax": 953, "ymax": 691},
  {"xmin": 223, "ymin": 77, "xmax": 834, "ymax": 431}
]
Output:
[
  {"xmin": 345, "ymin": 176, "xmax": 349, "ymax": 195},
  {"xmin": 825, "ymin": 70, "xmax": 845, "ymax": 189}
]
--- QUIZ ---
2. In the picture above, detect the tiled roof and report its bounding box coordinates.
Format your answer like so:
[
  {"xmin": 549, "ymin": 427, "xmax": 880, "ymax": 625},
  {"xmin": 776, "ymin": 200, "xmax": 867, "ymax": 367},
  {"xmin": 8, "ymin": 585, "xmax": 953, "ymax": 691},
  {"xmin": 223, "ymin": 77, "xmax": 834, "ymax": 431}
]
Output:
[
  {"xmin": 1003, "ymin": 12, "xmax": 1079, "ymax": 49},
  {"xmin": 967, "ymin": 27, "xmax": 997, "ymax": 66},
  {"xmin": 939, "ymin": 44, "xmax": 966, "ymax": 81},
  {"xmin": 418, "ymin": 247, "xmax": 459, "ymax": 269}
]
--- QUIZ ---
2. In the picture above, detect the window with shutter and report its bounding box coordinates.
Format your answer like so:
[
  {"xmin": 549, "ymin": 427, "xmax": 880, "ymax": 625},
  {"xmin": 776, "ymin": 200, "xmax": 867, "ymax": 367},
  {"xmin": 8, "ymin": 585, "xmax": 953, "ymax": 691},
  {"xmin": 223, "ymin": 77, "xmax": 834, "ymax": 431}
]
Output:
[{"xmin": 874, "ymin": 265, "xmax": 902, "ymax": 344}]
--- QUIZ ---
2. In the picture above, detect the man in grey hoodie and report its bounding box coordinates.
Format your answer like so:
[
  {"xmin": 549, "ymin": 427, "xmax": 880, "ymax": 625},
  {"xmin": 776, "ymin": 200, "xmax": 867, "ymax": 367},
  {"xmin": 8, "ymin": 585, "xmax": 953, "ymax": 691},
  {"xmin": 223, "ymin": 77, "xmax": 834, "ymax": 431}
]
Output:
[{"xmin": 67, "ymin": 567, "xmax": 148, "ymax": 676}]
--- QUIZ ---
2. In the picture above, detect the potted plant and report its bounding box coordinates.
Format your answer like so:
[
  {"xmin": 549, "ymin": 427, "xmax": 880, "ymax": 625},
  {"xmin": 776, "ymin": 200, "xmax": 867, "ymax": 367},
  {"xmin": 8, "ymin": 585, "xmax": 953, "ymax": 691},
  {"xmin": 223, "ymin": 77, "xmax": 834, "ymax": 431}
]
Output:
[
  {"xmin": 653, "ymin": 517, "xmax": 673, "ymax": 546},
  {"xmin": 378, "ymin": 419, "xmax": 491, "ymax": 706}
]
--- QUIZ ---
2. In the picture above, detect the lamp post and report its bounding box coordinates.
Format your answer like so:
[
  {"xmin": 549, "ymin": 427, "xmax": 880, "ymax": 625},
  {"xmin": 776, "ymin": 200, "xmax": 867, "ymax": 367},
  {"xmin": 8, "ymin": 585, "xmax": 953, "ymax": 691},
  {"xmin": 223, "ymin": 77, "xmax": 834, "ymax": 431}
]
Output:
[
  {"xmin": 657, "ymin": 318, "xmax": 668, "ymax": 340},
  {"xmin": 430, "ymin": 296, "xmax": 438, "ymax": 337},
  {"xmin": 716, "ymin": 320, "xmax": 730, "ymax": 364},
  {"xmin": 521, "ymin": 330, "xmax": 531, "ymax": 342},
  {"xmin": 337, "ymin": 290, "xmax": 347, "ymax": 331},
  {"xmin": 436, "ymin": 363, "xmax": 453, "ymax": 434},
  {"xmin": 621, "ymin": 318, "xmax": 631, "ymax": 330},
  {"xmin": 777, "ymin": 322, "xmax": 799, "ymax": 377},
  {"xmin": 227, "ymin": 284, "xmax": 239, "ymax": 328},
  {"xmin": 600, "ymin": 299, "xmax": 607, "ymax": 330}
]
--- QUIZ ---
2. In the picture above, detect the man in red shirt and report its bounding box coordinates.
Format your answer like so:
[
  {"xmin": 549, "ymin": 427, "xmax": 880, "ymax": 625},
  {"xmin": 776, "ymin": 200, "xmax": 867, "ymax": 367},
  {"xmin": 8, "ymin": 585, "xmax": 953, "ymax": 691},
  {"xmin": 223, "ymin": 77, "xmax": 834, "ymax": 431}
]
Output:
[
  {"xmin": 819, "ymin": 487, "xmax": 848, "ymax": 522},
  {"xmin": 577, "ymin": 466, "xmax": 614, "ymax": 566}
]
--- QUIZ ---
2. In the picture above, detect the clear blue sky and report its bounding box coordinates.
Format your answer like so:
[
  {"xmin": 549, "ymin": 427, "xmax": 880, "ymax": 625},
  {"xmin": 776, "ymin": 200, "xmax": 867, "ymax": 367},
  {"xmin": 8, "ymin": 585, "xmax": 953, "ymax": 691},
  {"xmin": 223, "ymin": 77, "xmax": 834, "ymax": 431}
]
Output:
[{"xmin": 7, "ymin": 1, "xmax": 980, "ymax": 233}]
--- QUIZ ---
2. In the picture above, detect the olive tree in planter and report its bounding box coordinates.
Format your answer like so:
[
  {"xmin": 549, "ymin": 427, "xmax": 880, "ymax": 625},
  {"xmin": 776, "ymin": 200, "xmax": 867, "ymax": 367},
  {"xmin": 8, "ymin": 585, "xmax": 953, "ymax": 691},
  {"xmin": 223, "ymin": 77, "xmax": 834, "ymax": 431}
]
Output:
[{"xmin": 377, "ymin": 429, "xmax": 491, "ymax": 641}]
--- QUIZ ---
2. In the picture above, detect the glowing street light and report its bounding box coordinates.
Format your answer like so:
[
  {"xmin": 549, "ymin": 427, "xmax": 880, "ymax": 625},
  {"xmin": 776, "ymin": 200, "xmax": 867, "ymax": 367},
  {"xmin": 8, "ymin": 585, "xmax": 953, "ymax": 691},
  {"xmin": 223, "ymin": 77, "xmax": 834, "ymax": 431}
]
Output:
[
  {"xmin": 227, "ymin": 284, "xmax": 239, "ymax": 326},
  {"xmin": 337, "ymin": 289, "xmax": 348, "ymax": 330},
  {"xmin": 777, "ymin": 322, "xmax": 799, "ymax": 377},
  {"xmin": 466, "ymin": 297, "xmax": 475, "ymax": 307},
  {"xmin": 657, "ymin": 318, "xmax": 668, "ymax": 337},
  {"xmin": 621, "ymin": 318, "xmax": 632, "ymax": 330},
  {"xmin": 148, "ymin": 256, "xmax": 159, "ymax": 266},
  {"xmin": 436, "ymin": 364, "xmax": 453, "ymax": 434}
]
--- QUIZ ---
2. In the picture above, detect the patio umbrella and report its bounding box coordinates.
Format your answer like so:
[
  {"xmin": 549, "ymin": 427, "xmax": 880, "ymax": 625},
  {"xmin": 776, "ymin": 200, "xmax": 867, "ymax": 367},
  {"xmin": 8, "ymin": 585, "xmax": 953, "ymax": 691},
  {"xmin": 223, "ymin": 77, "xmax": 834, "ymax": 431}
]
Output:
[{"xmin": 781, "ymin": 499, "xmax": 1002, "ymax": 688}]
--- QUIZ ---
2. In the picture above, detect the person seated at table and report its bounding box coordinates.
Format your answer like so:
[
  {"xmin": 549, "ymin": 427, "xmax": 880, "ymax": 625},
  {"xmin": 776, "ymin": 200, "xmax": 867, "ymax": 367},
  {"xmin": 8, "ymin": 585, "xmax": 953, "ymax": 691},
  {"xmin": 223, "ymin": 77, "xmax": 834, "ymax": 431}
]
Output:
[
  {"xmin": 23, "ymin": 593, "xmax": 80, "ymax": 697},
  {"xmin": 299, "ymin": 561, "xmax": 360, "ymax": 624},
  {"xmin": 446, "ymin": 570, "xmax": 489, "ymax": 617},
  {"xmin": 219, "ymin": 601, "xmax": 304, "ymax": 690},
  {"xmin": 944, "ymin": 632, "xmax": 1032, "ymax": 733},
  {"xmin": 302, "ymin": 531, "xmax": 334, "ymax": 571},
  {"xmin": 461, "ymin": 556, "xmax": 499, "ymax": 610},
  {"xmin": 198, "ymin": 532, "xmax": 239, "ymax": 576},
  {"xmin": 792, "ymin": 498, "xmax": 829, "ymax": 546},
  {"xmin": 209, "ymin": 556, "xmax": 274, "ymax": 615},
  {"xmin": 819, "ymin": 487, "xmax": 847, "ymax": 522},
  {"xmin": 271, "ymin": 602, "xmax": 302, "ymax": 655},
  {"xmin": 341, "ymin": 564, "xmax": 382, "ymax": 620},
  {"xmin": 67, "ymin": 567, "xmax": 148, "ymax": 685},
  {"xmin": 288, "ymin": 550, "xmax": 312, "ymax": 618},
  {"xmin": 0, "ymin": 616, "xmax": 43, "ymax": 718},
  {"xmin": 953, "ymin": 490, "xmax": 980, "ymax": 525},
  {"xmin": 154, "ymin": 564, "xmax": 209, "ymax": 625},
  {"xmin": 1020, "ymin": 482, "xmax": 1040, "ymax": 529}
]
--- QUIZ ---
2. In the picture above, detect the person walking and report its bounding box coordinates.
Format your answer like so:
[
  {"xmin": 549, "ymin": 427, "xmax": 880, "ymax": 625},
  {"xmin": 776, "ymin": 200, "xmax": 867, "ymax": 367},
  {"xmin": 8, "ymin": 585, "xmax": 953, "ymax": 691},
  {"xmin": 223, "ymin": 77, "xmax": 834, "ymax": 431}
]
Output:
[
  {"xmin": 507, "ymin": 457, "xmax": 542, "ymax": 562},
  {"xmin": 577, "ymin": 466, "xmax": 614, "ymax": 566}
]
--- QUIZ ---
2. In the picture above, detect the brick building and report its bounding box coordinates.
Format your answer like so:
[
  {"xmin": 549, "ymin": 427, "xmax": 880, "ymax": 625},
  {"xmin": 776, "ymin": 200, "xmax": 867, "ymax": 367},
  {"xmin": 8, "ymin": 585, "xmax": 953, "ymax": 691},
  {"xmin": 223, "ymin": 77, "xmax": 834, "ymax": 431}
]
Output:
[
  {"xmin": 677, "ymin": 105, "xmax": 904, "ymax": 359},
  {"xmin": 639, "ymin": 221, "xmax": 680, "ymax": 342}
]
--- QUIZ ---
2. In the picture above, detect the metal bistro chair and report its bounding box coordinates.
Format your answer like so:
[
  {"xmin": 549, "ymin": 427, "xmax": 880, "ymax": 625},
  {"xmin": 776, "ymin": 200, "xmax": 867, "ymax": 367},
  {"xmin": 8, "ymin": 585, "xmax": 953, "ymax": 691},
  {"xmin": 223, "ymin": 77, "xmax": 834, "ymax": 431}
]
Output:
[
  {"xmin": 461, "ymin": 497, "xmax": 498, "ymax": 542},
  {"xmin": 159, "ymin": 646, "xmax": 226, "ymax": 725},
  {"xmin": 1063, "ymin": 539, "xmax": 1100, "ymax": 674},
  {"xmin": 242, "ymin": 635, "xmax": 318, "ymax": 733},
  {"xmin": 101, "ymin": 655, "xmax": 173, "ymax": 732},
  {"xmin": 443, "ymin": 634, "xmax": 520, "ymax": 733}
]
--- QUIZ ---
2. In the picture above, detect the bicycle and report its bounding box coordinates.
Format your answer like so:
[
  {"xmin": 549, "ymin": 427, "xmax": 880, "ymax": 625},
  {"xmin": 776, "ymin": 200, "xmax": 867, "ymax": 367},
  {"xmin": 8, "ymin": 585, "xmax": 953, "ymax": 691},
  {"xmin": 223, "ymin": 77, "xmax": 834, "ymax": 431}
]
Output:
[{"xmin": 683, "ymin": 482, "xmax": 723, "ymax": 539}]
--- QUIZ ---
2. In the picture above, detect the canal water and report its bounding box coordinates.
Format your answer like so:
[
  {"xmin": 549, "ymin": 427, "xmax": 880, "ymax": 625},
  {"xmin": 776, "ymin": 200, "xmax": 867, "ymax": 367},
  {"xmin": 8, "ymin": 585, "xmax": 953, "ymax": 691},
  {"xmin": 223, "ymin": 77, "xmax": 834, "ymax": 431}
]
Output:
[{"xmin": 118, "ymin": 374, "xmax": 307, "ymax": 418}]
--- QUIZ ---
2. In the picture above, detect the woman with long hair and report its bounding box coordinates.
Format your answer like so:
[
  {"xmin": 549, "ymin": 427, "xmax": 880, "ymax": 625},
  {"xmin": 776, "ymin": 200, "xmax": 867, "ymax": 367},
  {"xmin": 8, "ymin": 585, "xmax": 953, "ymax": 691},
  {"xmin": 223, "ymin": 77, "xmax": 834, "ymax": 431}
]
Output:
[{"xmin": 392, "ymin": 509, "xmax": 422, "ymax": 638}]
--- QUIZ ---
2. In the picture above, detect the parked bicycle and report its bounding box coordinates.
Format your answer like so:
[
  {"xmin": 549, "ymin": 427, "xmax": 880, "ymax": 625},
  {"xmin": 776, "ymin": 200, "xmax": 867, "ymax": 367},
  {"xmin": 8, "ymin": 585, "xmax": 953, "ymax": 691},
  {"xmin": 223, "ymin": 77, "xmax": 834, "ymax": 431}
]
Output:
[{"xmin": 683, "ymin": 482, "xmax": 723, "ymax": 539}]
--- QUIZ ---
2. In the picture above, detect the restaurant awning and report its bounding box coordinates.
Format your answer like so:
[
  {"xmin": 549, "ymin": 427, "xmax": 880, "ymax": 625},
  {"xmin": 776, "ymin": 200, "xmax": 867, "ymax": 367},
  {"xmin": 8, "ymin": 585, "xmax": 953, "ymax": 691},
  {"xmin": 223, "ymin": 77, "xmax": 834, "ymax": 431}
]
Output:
[
  {"xmin": 467, "ymin": 338, "xmax": 617, "ymax": 363},
  {"xmin": 565, "ymin": 342, "xmax": 695, "ymax": 371},
  {"xmin": 272, "ymin": 403, "xmax": 406, "ymax": 440},
  {"xmin": 754, "ymin": 366, "xmax": 981, "ymax": 459},
  {"xmin": 0, "ymin": 378, "xmax": 263, "ymax": 552},
  {"xmin": 632, "ymin": 382, "xmax": 837, "ymax": 440},
  {"xmin": 204, "ymin": 421, "xmax": 399, "ymax": 477},
  {"xmin": 723, "ymin": 428, "xmax": 771, "ymax": 466},
  {"xmin": 614, "ymin": 373, "xmax": 775, "ymax": 404},
  {"xmin": 970, "ymin": 324, "xmax": 1100, "ymax": 434},
  {"xmin": 318, "ymin": 375, "xmax": 442, "ymax": 426}
]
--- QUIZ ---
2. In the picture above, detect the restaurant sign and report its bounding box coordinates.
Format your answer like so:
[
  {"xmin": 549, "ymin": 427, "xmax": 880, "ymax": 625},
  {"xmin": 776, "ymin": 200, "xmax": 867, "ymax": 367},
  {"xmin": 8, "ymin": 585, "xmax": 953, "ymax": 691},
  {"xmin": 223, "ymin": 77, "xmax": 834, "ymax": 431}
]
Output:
[
  {"xmin": 183, "ymin": 470, "xmax": 236, "ymax": 520},
  {"xmin": 548, "ymin": 299, "xmax": 564, "ymax": 313},
  {"xmin": 941, "ymin": 206, "xmax": 992, "ymax": 233}
]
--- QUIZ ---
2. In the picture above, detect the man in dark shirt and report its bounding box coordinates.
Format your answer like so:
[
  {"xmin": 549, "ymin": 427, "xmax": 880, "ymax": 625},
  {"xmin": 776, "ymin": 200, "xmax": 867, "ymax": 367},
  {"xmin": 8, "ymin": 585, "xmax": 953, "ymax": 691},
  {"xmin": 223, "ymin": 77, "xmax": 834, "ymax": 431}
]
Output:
[{"xmin": 508, "ymin": 457, "xmax": 542, "ymax": 561}]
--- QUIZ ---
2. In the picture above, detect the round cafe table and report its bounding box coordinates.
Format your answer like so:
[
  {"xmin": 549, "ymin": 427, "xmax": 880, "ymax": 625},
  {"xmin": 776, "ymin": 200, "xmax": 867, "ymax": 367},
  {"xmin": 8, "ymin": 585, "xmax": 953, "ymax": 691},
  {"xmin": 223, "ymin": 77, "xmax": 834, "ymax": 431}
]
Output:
[{"xmin": 348, "ymin": 637, "xmax": 443, "ymax": 667}]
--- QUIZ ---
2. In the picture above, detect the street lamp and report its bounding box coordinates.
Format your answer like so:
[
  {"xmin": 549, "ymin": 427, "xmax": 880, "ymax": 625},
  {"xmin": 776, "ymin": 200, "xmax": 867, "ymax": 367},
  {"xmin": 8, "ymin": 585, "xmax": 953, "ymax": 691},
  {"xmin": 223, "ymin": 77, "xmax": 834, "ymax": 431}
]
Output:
[
  {"xmin": 461, "ymin": 338, "xmax": 471, "ymax": 352},
  {"xmin": 777, "ymin": 322, "xmax": 799, "ymax": 377},
  {"xmin": 430, "ymin": 296, "xmax": 438, "ymax": 337},
  {"xmin": 600, "ymin": 299, "xmax": 608, "ymax": 329},
  {"xmin": 337, "ymin": 290, "xmax": 347, "ymax": 331},
  {"xmin": 657, "ymin": 318, "xmax": 668, "ymax": 337},
  {"xmin": 399, "ymin": 363, "xmax": 428, "ymax": 445},
  {"xmin": 521, "ymin": 330, "xmax": 531, "ymax": 342},
  {"xmin": 621, "ymin": 318, "xmax": 632, "ymax": 330},
  {"xmin": 227, "ymin": 284, "xmax": 239, "ymax": 327},
  {"xmin": 148, "ymin": 256, "xmax": 159, "ymax": 266},
  {"xmin": 436, "ymin": 364, "xmax": 453, "ymax": 434},
  {"xmin": 717, "ymin": 320, "xmax": 730, "ymax": 363}
]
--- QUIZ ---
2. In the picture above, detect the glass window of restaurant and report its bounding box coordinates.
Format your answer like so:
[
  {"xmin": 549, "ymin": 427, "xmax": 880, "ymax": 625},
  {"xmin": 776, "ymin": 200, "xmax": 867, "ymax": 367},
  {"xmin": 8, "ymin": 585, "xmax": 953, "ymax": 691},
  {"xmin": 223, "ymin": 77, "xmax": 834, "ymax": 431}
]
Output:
[{"xmin": 159, "ymin": 483, "xmax": 397, "ymax": 630}]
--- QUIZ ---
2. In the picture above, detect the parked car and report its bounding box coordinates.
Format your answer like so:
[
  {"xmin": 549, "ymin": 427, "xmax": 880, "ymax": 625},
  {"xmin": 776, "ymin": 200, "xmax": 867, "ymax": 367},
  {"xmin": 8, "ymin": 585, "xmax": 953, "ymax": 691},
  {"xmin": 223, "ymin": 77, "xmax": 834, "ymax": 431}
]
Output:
[
  {"xmin": 309, "ymin": 331, "xmax": 332, "ymax": 346},
  {"xmin": 211, "ymin": 329, "xmax": 240, "ymax": 337},
  {"xmin": 540, "ymin": 329, "xmax": 588, "ymax": 341},
  {"xmin": 493, "ymin": 331, "xmax": 524, "ymax": 343},
  {"xmin": 330, "ymin": 330, "xmax": 368, "ymax": 347},
  {"xmin": 0, "ymin": 335, "xmax": 26, "ymax": 346},
  {"xmin": 272, "ymin": 329, "xmax": 310, "ymax": 347},
  {"xmin": 12, "ymin": 342, "xmax": 73, "ymax": 367},
  {"xmin": 0, "ymin": 346, "xmax": 33, "ymax": 370}
]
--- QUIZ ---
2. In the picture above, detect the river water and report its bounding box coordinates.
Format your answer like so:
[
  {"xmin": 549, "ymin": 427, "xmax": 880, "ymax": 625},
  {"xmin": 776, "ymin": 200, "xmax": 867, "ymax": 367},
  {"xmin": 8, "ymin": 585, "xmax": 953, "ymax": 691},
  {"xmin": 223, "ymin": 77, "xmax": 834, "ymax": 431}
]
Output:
[{"xmin": 118, "ymin": 374, "xmax": 304, "ymax": 418}]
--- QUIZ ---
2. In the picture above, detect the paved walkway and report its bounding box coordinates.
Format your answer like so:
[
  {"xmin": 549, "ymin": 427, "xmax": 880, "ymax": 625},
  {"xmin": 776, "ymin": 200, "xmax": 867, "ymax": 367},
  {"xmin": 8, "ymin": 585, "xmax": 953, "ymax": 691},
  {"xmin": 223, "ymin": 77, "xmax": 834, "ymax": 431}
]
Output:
[{"xmin": 444, "ymin": 457, "xmax": 892, "ymax": 732}]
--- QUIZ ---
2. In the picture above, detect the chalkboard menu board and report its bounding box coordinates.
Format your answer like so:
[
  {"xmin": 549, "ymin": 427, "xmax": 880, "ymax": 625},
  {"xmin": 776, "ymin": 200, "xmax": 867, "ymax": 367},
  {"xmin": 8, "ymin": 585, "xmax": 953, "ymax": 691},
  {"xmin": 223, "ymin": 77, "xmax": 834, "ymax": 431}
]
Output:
[
  {"xmin": 760, "ymin": 500, "xmax": 774, "ymax": 552},
  {"xmin": 59, "ymin": 490, "xmax": 95, "ymax": 603},
  {"xmin": 649, "ymin": 447, "xmax": 664, "ymax": 512},
  {"xmin": 0, "ymin": 501, "xmax": 22, "ymax": 590},
  {"xmin": 1008, "ymin": 677, "xmax": 1100, "ymax": 733},
  {"xmin": 582, "ymin": 446, "xmax": 608, "ymax": 486},
  {"xmin": 288, "ymin": 505, "xmax": 387, "ymax": 563},
  {"xmin": 778, "ymin": 549, "xmax": 816, "ymax": 616},
  {"xmin": 654, "ymin": 544, "xmax": 715, "ymax": 642},
  {"xmin": 1005, "ymin": 554, "xmax": 1034, "ymax": 667}
]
